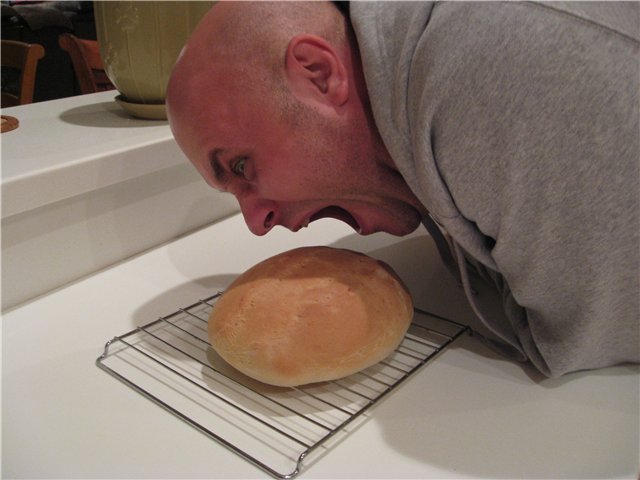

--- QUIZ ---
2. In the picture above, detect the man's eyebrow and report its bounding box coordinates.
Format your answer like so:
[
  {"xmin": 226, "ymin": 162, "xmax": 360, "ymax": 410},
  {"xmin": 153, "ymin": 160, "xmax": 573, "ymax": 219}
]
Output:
[{"xmin": 209, "ymin": 148, "xmax": 229, "ymax": 192}]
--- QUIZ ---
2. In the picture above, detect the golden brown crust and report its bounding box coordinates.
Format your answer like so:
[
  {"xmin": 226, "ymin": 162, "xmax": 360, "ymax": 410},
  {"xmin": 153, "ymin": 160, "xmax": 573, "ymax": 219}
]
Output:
[{"xmin": 208, "ymin": 246, "xmax": 413, "ymax": 386}]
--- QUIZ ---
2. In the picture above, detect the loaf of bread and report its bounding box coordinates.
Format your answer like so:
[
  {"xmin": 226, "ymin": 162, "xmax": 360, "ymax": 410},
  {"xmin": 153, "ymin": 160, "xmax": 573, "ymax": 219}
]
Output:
[{"xmin": 208, "ymin": 246, "xmax": 414, "ymax": 387}]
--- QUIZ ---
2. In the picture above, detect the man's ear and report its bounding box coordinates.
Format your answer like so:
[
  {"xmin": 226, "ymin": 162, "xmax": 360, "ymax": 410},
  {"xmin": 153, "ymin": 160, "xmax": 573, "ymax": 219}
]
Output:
[{"xmin": 285, "ymin": 34, "xmax": 348, "ymax": 110}]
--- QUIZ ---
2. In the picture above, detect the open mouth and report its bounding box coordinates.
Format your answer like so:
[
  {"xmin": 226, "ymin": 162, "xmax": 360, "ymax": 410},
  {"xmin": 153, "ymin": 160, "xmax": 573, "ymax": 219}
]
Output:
[{"xmin": 309, "ymin": 206, "xmax": 361, "ymax": 233}]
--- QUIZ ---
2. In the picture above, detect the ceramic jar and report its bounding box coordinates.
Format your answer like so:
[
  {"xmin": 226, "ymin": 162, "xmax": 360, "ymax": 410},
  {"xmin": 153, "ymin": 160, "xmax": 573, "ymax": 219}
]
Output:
[{"xmin": 94, "ymin": 1, "xmax": 214, "ymax": 120}]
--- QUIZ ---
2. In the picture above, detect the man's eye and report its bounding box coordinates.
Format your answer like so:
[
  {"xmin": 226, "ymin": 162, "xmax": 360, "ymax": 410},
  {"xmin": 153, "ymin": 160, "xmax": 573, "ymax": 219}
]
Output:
[{"xmin": 231, "ymin": 157, "xmax": 247, "ymax": 176}]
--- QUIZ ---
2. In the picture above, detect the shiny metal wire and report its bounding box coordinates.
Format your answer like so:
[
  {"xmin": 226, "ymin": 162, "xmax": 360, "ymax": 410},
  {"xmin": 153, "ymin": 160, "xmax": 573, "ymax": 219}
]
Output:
[{"xmin": 96, "ymin": 292, "xmax": 468, "ymax": 479}]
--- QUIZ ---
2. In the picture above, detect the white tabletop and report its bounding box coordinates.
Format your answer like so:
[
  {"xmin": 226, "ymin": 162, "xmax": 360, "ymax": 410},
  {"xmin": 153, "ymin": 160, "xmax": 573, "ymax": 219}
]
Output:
[
  {"xmin": 3, "ymin": 214, "xmax": 638, "ymax": 479},
  {"xmin": 1, "ymin": 92, "xmax": 236, "ymax": 310},
  {"xmin": 1, "ymin": 91, "xmax": 182, "ymax": 218}
]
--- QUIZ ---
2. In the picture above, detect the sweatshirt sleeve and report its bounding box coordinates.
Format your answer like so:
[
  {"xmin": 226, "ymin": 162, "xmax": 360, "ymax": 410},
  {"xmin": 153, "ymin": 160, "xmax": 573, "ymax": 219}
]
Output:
[{"xmin": 407, "ymin": 2, "xmax": 639, "ymax": 376}]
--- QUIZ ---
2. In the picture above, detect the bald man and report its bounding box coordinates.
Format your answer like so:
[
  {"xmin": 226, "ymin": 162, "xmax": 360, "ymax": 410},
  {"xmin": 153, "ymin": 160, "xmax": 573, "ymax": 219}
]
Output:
[{"xmin": 167, "ymin": 1, "xmax": 639, "ymax": 378}]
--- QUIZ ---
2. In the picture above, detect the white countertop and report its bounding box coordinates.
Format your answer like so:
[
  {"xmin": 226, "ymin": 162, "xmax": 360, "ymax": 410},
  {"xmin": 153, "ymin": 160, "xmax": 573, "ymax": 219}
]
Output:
[
  {"xmin": 1, "ymin": 92, "xmax": 238, "ymax": 309},
  {"xmin": 1, "ymin": 91, "xmax": 181, "ymax": 218},
  {"xmin": 3, "ymin": 213, "xmax": 638, "ymax": 479}
]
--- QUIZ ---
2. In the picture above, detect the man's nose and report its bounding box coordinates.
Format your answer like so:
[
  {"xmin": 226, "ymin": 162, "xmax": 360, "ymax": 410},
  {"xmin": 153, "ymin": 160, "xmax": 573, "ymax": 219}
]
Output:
[{"xmin": 238, "ymin": 197, "xmax": 278, "ymax": 236}]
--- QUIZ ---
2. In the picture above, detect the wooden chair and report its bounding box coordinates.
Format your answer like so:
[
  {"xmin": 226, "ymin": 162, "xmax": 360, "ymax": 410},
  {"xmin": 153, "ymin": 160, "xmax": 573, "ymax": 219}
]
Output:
[
  {"xmin": 1, "ymin": 40, "xmax": 45, "ymax": 107},
  {"xmin": 58, "ymin": 33, "xmax": 114, "ymax": 95}
]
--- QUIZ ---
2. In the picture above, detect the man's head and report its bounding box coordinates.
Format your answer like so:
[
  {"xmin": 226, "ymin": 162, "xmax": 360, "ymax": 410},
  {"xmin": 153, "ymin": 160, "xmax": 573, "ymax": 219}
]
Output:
[{"xmin": 167, "ymin": 1, "xmax": 426, "ymax": 236}]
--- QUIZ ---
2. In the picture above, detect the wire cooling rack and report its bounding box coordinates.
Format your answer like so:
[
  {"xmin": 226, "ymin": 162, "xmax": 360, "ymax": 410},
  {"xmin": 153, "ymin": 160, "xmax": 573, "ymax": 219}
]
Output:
[{"xmin": 96, "ymin": 292, "xmax": 468, "ymax": 478}]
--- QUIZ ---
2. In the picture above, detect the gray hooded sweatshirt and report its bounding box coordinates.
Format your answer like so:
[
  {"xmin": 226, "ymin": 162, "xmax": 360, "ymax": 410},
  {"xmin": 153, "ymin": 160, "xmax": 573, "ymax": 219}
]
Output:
[{"xmin": 350, "ymin": 1, "xmax": 639, "ymax": 377}]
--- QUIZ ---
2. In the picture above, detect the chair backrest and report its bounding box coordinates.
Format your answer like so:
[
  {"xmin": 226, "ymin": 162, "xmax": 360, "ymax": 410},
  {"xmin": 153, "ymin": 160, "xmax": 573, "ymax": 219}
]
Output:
[
  {"xmin": 1, "ymin": 40, "xmax": 45, "ymax": 107},
  {"xmin": 58, "ymin": 33, "xmax": 114, "ymax": 95}
]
